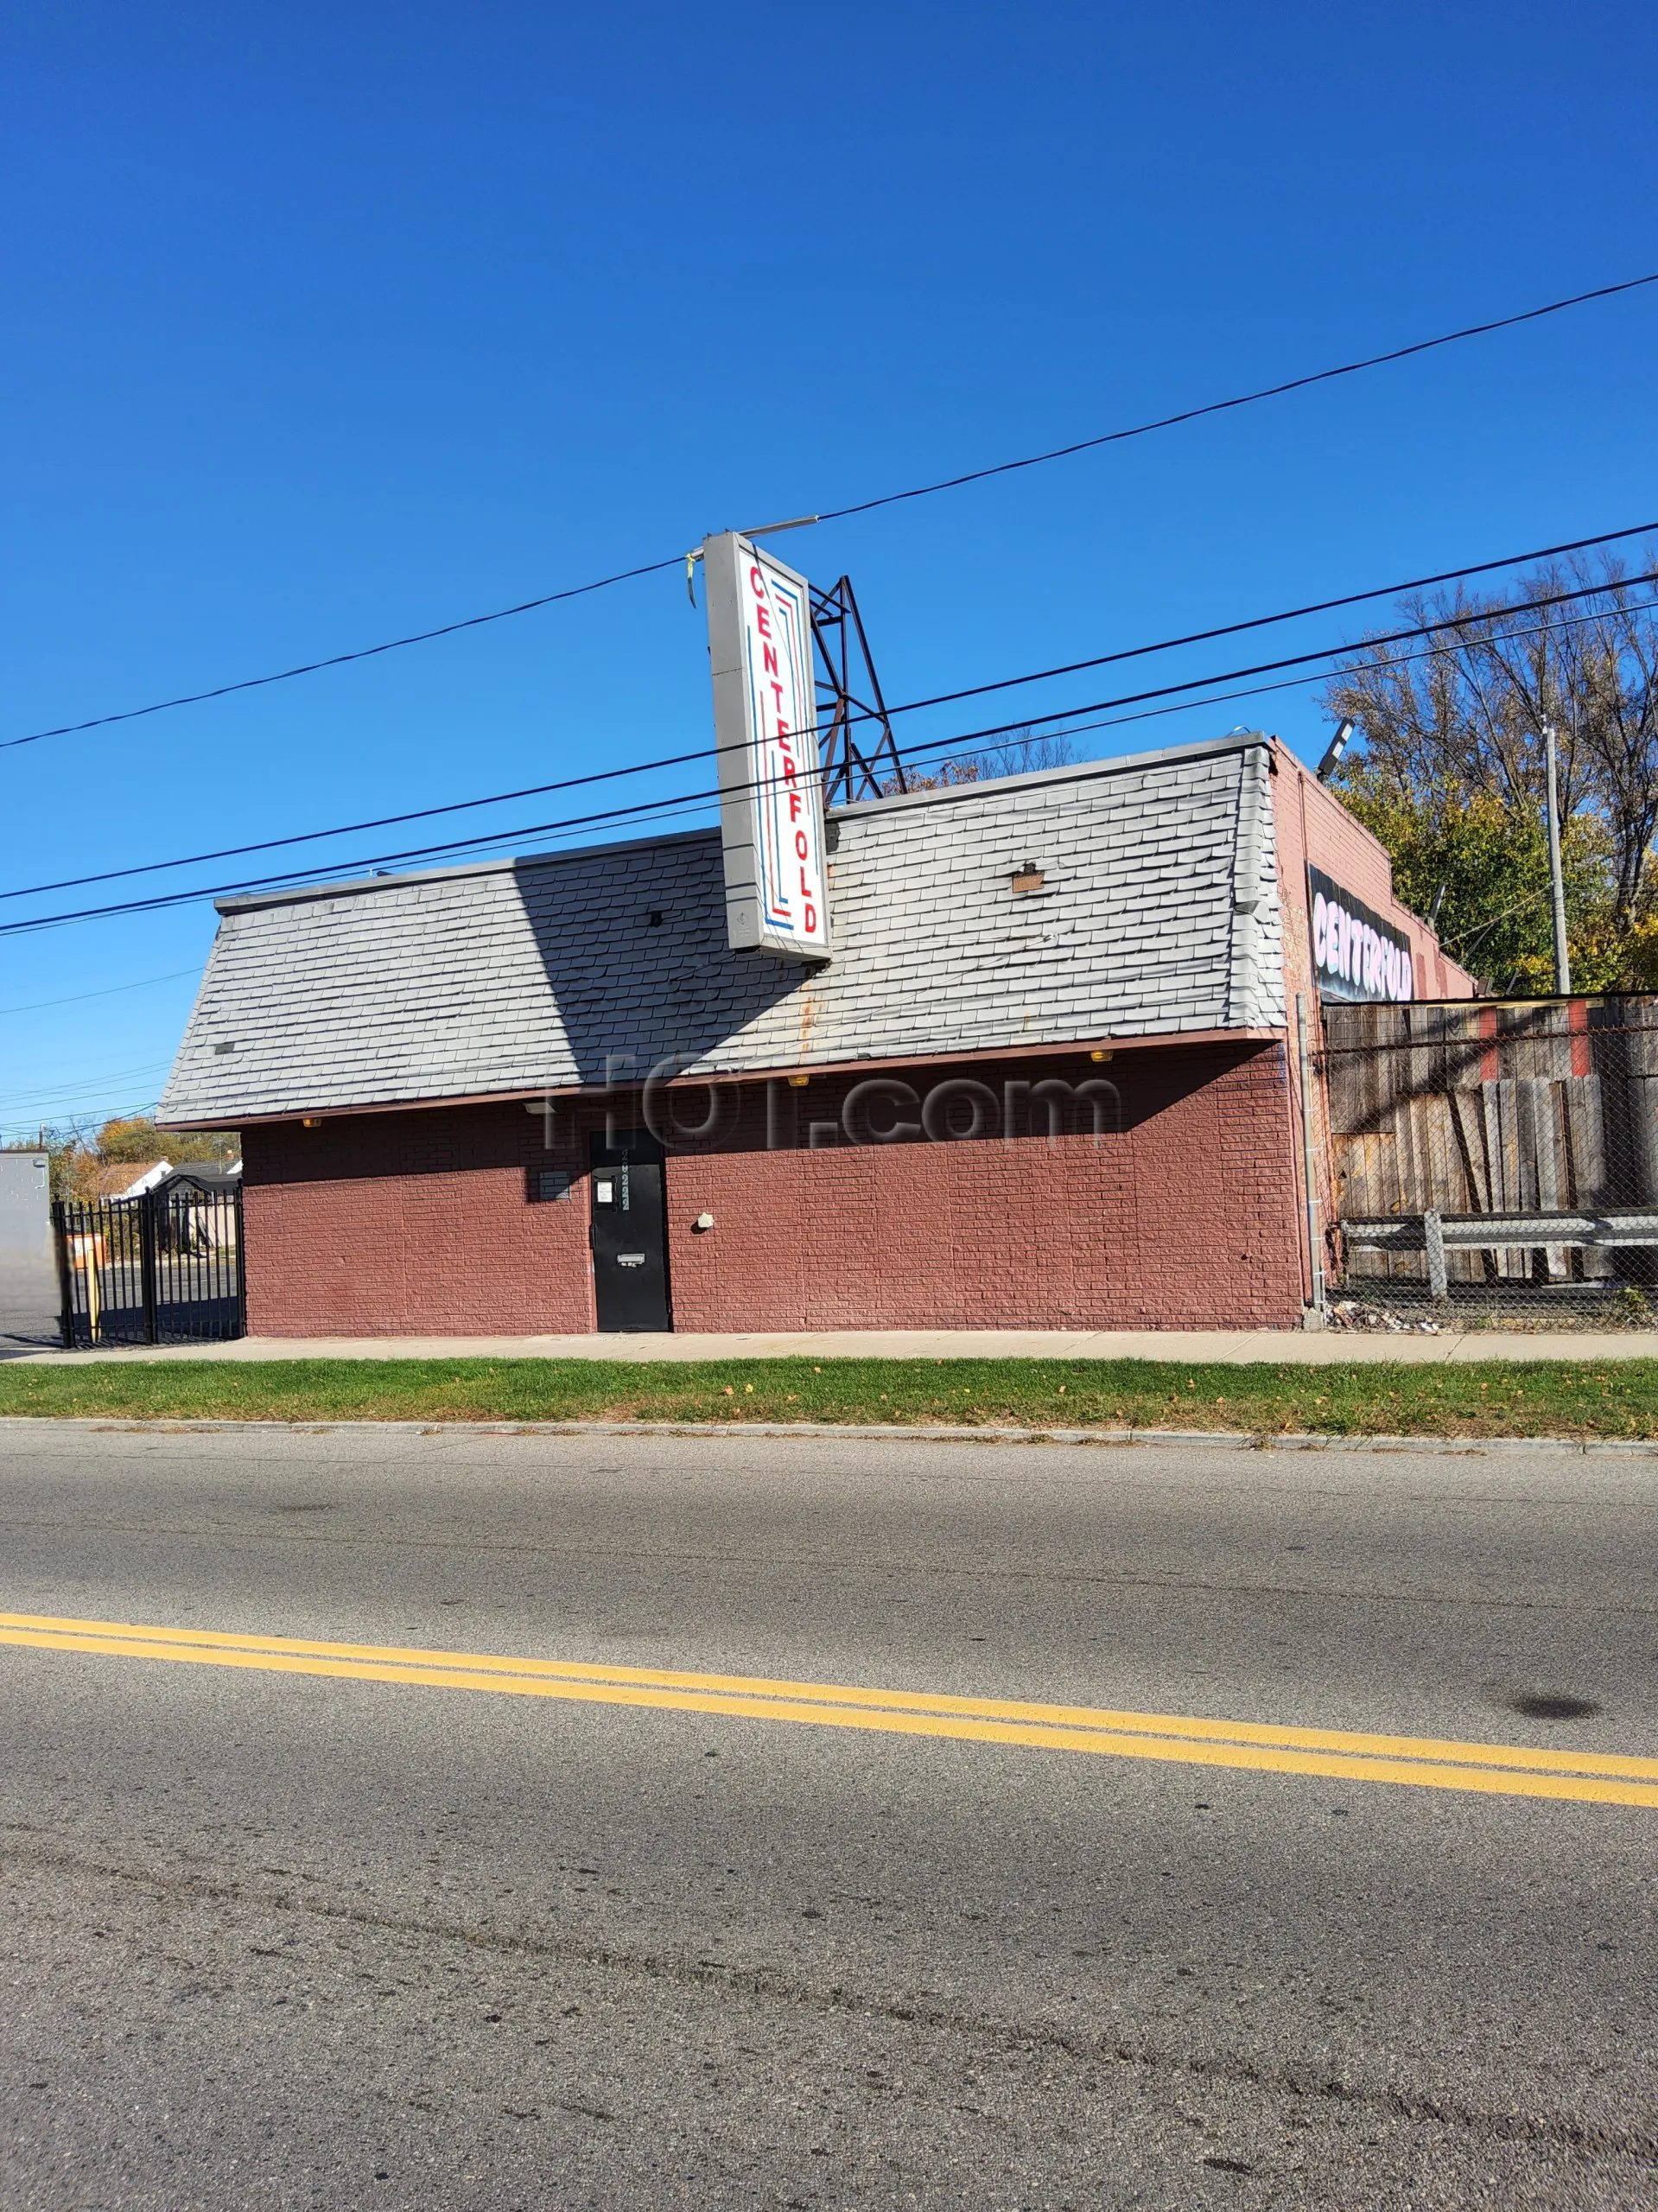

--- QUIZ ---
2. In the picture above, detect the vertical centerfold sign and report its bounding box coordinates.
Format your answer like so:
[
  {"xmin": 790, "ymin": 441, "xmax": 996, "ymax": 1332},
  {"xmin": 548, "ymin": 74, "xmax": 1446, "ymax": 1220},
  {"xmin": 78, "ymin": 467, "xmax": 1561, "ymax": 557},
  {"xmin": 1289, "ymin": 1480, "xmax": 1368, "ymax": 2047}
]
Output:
[{"xmin": 704, "ymin": 531, "xmax": 831, "ymax": 961}]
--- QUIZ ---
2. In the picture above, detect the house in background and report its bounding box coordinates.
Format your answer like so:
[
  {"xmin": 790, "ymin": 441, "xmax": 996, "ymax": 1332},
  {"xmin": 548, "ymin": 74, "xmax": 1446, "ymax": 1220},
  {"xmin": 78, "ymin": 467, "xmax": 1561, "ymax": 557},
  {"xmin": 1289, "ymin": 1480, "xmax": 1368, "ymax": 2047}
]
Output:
[
  {"xmin": 77, "ymin": 1160, "xmax": 242, "ymax": 1203},
  {"xmin": 78, "ymin": 1160, "xmax": 168, "ymax": 1202}
]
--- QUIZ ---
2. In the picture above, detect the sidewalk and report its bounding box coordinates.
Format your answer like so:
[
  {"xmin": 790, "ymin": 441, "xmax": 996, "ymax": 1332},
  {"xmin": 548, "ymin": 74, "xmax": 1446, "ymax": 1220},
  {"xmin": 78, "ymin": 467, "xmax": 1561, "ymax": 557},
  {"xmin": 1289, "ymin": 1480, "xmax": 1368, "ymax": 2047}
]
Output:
[{"xmin": 8, "ymin": 1325, "xmax": 1658, "ymax": 1366}]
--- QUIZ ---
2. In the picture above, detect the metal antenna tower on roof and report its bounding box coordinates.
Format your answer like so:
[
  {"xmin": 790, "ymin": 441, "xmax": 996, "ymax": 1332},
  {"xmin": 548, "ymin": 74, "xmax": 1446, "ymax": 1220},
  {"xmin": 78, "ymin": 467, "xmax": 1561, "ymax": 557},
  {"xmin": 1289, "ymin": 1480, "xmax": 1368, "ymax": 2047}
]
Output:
[{"xmin": 811, "ymin": 576, "xmax": 907, "ymax": 804}]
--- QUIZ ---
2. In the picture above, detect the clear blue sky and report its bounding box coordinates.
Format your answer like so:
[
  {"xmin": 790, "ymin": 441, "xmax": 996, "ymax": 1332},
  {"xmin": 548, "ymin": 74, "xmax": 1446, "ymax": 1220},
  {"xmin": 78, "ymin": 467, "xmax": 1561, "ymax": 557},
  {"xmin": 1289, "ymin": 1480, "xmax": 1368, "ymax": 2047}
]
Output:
[{"xmin": 3, "ymin": 0, "xmax": 1655, "ymax": 1141}]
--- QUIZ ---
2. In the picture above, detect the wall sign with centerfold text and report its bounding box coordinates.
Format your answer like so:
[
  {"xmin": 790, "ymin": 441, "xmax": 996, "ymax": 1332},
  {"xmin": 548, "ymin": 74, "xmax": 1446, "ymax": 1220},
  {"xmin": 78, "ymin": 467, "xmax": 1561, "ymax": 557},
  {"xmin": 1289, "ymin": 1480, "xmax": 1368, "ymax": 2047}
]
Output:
[
  {"xmin": 1308, "ymin": 864, "xmax": 1415, "ymax": 1004},
  {"xmin": 704, "ymin": 531, "xmax": 830, "ymax": 962}
]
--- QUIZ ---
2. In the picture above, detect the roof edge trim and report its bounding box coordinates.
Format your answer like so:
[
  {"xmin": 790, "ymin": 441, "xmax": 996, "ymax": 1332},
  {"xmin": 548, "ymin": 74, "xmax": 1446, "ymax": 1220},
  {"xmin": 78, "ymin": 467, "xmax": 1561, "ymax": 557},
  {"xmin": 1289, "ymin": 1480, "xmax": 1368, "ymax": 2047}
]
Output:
[
  {"xmin": 157, "ymin": 1023, "xmax": 1286, "ymax": 1129},
  {"xmin": 829, "ymin": 729, "xmax": 1270, "ymax": 820}
]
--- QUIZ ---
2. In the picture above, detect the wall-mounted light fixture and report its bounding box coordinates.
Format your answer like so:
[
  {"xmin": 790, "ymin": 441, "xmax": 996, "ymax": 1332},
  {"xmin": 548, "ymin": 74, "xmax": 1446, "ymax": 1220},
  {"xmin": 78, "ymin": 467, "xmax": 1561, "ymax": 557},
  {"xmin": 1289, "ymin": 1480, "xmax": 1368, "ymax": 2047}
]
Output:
[{"xmin": 1316, "ymin": 719, "xmax": 1356, "ymax": 782}]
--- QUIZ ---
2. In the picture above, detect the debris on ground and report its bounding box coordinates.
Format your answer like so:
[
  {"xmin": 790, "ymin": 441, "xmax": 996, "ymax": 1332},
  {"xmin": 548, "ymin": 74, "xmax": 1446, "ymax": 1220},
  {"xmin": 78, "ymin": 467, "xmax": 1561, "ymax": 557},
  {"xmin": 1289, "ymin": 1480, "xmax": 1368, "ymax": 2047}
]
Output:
[{"xmin": 1328, "ymin": 1300, "xmax": 1442, "ymax": 1334}]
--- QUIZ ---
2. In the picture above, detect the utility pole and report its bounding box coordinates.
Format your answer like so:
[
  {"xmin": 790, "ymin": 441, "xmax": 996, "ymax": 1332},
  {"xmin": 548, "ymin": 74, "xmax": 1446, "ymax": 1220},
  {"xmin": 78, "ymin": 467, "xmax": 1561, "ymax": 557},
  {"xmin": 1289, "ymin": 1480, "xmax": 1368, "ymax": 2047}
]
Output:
[{"xmin": 1544, "ymin": 721, "xmax": 1572, "ymax": 995}]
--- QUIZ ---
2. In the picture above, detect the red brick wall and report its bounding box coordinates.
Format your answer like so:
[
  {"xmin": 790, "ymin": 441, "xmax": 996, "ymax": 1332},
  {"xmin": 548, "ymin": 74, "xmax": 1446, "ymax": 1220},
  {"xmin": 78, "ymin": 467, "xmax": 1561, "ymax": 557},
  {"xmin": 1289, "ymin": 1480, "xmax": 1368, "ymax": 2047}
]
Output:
[
  {"xmin": 1272, "ymin": 741, "xmax": 1477, "ymax": 1011},
  {"xmin": 241, "ymin": 1043, "xmax": 1307, "ymax": 1336},
  {"xmin": 242, "ymin": 1103, "xmax": 595, "ymax": 1339}
]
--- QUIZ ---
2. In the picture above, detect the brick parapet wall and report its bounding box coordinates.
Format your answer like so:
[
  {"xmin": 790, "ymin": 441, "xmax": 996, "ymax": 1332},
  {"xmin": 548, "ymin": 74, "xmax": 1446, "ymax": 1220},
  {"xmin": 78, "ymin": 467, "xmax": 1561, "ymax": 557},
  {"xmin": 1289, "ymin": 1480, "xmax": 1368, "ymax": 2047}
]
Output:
[
  {"xmin": 1272, "ymin": 742, "xmax": 1477, "ymax": 1014},
  {"xmin": 241, "ymin": 1043, "xmax": 1305, "ymax": 1336},
  {"xmin": 1267, "ymin": 741, "xmax": 1478, "ymax": 1298}
]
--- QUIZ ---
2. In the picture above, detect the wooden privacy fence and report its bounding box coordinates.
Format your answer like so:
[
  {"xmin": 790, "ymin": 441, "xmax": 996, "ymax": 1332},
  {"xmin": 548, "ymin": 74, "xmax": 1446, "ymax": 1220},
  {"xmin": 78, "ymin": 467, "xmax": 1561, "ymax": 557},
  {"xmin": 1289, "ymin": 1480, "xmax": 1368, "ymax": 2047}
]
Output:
[{"xmin": 1321, "ymin": 997, "xmax": 1658, "ymax": 1298}]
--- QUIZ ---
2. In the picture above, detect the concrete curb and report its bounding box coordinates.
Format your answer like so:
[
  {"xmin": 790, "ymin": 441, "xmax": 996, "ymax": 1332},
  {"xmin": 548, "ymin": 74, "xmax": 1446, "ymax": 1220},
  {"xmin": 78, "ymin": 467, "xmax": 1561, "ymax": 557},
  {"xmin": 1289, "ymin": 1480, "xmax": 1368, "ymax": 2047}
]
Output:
[
  {"xmin": 3, "ymin": 1415, "xmax": 1656, "ymax": 1456},
  {"xmin": 10, "ymin": 1331, "xmax": 1658, "ymax": 1367}
]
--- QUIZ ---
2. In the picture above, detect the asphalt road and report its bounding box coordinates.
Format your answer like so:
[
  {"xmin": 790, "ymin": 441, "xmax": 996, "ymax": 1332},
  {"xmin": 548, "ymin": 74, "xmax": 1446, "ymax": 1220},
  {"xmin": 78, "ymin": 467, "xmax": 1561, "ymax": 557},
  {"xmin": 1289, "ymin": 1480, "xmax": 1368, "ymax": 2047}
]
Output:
[{"xmin": 1, "ymin": 1423, "xmax": 1655, "ymax": 2209}]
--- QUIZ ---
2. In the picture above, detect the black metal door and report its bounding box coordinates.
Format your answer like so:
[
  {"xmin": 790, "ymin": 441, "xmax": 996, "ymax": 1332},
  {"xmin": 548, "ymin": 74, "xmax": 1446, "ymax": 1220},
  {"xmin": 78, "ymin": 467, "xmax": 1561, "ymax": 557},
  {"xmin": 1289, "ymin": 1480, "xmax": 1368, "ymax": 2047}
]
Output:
[{"xmin": 588, "ymin": 1130, "xmax": 670, "ymax": 1332}]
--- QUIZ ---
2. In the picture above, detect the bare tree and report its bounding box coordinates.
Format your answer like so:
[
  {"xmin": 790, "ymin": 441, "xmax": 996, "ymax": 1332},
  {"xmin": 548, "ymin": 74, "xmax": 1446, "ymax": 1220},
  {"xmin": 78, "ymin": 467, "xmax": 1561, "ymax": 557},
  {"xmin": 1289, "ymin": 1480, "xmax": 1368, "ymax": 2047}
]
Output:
[
  {"xmin": 891, "ymin": 728, "xmax": 1081, "ymax": 793},
  {"xmin": 1324, "ymin": 547, "xmax": 1658, "ymax": 931}
]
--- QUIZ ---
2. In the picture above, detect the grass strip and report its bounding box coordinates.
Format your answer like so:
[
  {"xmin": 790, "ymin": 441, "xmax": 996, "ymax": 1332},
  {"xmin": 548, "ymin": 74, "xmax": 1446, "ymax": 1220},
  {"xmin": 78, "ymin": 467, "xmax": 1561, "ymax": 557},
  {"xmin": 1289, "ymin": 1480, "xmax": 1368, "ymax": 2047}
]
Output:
[{"xmin": 3, "ymin": 1356, "xmax": 1658, "ymax": 1439}]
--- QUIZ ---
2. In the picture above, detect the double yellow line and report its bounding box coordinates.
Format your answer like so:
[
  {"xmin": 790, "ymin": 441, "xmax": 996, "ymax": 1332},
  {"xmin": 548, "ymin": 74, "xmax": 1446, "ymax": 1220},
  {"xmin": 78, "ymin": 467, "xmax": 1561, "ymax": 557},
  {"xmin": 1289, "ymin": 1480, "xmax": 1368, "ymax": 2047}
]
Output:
[{"xmin": 3, "ymin": 1608, "xmax": 1655, "ymax": 1808}]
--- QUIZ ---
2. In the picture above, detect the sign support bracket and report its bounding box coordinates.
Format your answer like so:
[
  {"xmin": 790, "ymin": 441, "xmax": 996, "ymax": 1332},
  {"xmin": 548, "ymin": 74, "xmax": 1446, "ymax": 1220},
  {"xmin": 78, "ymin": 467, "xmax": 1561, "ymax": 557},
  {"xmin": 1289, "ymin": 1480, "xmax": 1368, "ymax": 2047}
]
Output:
[{"xmin": 812, "ymin": 576, "xmax": 907, "ymax": 805}]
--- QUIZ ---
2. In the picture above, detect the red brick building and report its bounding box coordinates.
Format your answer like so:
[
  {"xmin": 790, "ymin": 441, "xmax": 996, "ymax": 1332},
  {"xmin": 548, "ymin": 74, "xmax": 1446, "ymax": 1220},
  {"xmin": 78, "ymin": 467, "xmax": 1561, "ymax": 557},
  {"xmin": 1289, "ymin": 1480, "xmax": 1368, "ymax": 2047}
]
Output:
[{"xmin": 160, "ymin": 734, "xmax": 1473, "ymax": 1336}]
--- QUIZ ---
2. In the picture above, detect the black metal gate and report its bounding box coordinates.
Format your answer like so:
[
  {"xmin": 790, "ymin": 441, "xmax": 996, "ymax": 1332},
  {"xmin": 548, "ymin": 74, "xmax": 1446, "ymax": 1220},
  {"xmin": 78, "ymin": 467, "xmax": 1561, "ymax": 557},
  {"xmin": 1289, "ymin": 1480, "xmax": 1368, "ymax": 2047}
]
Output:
[{"xmin": 52, "ymin": 1186, "xmax": 245, "ymax": 1347}]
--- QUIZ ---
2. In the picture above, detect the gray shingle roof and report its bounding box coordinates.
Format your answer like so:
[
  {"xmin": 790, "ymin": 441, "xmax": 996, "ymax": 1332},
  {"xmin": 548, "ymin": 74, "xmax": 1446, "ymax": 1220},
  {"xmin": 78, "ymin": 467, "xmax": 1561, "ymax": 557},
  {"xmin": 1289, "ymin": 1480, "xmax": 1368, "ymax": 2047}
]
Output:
[{"xmin": 159, "ymin": 734, "xmax": 1285, "ymax": 1124}]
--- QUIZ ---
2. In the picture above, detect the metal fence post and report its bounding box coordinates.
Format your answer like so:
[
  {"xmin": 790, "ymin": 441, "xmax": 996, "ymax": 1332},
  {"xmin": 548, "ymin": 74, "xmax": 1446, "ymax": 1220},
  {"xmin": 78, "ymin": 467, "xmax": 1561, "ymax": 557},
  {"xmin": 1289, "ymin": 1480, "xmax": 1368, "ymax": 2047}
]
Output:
[
  {"xmin": 51, "ymin": 1198, "xmax": 75, "ymax": 1350},
  {"xmin": 232, "ymin": 1186, "xmax": 246, "ymax": 1338},
  {"xmin": 1424, "ymin": 1208, "xmax": 1448, "ymax": 1301},
  {"xmin": 138, "ymin": 1192, "xmax": 160, "ymax": 1345},
  {"xmin": 1296, "ymin": 995, "xmax": 1325, "ymax": 1315}
]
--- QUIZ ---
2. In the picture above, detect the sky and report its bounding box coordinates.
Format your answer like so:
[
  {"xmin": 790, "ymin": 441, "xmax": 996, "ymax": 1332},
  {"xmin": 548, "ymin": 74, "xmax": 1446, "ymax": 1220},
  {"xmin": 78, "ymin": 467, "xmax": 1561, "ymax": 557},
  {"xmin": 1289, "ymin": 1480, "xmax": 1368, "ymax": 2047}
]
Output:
[{"xmin": 3, "ymin": 0, "xmax": 1655, "ymax": 1142}]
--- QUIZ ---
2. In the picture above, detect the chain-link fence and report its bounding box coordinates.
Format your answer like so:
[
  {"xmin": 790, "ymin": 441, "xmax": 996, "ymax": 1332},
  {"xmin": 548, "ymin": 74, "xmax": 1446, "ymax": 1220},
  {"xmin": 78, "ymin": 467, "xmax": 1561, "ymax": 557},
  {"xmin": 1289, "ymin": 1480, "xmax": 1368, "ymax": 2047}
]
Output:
[{"xmin": 1320, "ymin": 997, "xmax": 1658, "ymax": 1331}]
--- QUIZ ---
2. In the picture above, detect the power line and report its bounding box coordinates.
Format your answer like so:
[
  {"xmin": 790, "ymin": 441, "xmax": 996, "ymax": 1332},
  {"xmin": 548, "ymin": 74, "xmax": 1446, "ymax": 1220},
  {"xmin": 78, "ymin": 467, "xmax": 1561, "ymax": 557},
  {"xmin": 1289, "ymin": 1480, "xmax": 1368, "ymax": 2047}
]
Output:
[
  {"xmin": 0, "ymin": 747, "xmax": 711, "ymax": 904},
  {"xmin": 1443, "ymin": 891, "xmax": 1551, "ymax": 959},
  {"xmin": 0, "ymin": 1093, "xmax": 165, "ymax": 1139},
  {"xmin": 3, "ymin": 788, "xmax": 726, "ymax": 933},
  {"xmin": 9, "ymin": 270, "xmax": 1657, "ymax": 754},
  {"xmin": 819, "ymin": 527, "xmax": 1658, "ymax": 733},
  {"xmin": 817, "ymin": 271, "xmax": 1658, "ymax": 522},
  {"xmin": 289, "ymin": 585, "xmax": 1658, "ymax": 862},
  {"xmin": 865, "ymin": 569, "xmax": 1658, "ymax": 753},
  {"xmin": 12, "ymin": 599, "xmax": 1643, "ymax": 1166},
  {"xmin": 2, "ymin": 552, "xmax": 683, "ymax": 753},
  {"xmin": 5, "ymin": 518, "xmax": 1653, "ymax": 906},
  {"xmin": 0, "ymin": 967, "xmax": 201, "ymax": 1019},
  {"xmin": 1011, "ymin": 592, "xmax": 1658, "ymax": 754},
  {"xmin": 7, "ymin": 573, "xmax": 1654, "ymax": 942},
  {"xmin": 0, "ymin": 1061, "xmax": 175, "ymax": 1113},
  {"xmin": 3, "ymin": 577, "xmax": 1648, "ymax": 931}
]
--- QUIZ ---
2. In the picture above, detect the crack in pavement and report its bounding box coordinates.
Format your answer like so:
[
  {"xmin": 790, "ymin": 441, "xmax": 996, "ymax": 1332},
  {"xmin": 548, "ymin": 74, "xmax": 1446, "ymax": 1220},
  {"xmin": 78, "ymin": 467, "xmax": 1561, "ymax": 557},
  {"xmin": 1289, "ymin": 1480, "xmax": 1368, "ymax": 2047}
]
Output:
[
  {"xmin": 0, "ymin": 1516, "xmax": 1649, "ymax": 1618},
  {"xmin": 4, "ymin": 1834, "xmax": 1652, "ymax": 2168}
]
